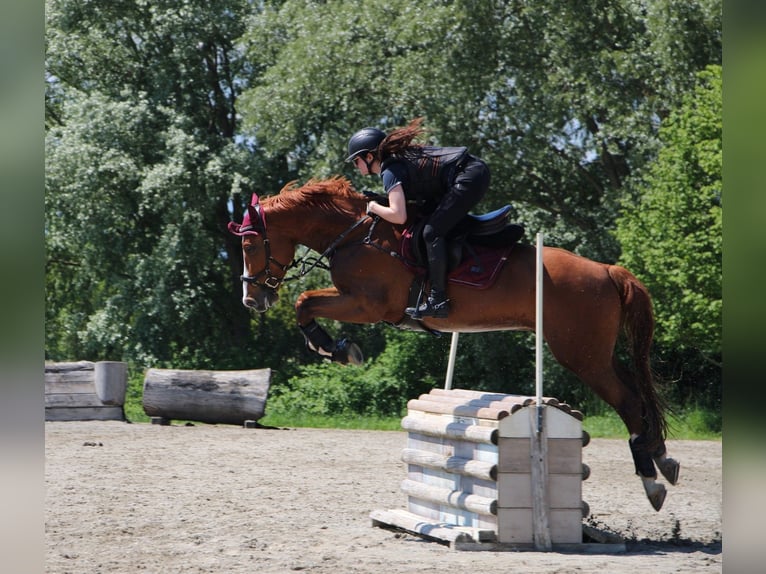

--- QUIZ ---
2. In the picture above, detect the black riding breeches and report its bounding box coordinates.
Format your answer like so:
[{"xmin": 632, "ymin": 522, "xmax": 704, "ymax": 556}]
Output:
[
  {"xmin": 420, "ymin": 157, "xmax": 490, "ymax": 293},
  {"xmin": 423, "ymin": 156, "xmax": 490, "ymax": 240}
]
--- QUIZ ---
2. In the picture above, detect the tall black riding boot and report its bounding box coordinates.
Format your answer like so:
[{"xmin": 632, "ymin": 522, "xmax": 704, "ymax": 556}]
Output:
[{"xmin": 405, "ymin": 237, "xmax": 450, "ymax": 319}]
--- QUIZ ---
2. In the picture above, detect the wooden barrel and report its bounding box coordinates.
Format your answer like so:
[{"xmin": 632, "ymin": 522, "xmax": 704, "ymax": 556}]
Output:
[{"xmin": 142, "ymin": 368, "xmax": 271, "ymax": 425}]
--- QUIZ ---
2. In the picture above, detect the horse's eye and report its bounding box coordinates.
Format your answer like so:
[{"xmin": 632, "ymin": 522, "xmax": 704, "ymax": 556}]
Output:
[{"xmin": 243, "ymin": 243, "xmax": 257, "ymax": 254}]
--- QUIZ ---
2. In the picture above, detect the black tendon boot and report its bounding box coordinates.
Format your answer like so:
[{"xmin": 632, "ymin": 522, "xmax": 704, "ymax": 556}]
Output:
[{"xmin": 406, "ymin": 237, "xmax": 450, "ymax": 319}]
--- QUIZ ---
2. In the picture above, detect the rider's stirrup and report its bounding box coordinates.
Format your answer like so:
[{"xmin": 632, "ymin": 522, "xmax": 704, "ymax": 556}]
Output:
[{"xmin": 405, "ymin": 292, "xmax": 450, "ymax": 319}]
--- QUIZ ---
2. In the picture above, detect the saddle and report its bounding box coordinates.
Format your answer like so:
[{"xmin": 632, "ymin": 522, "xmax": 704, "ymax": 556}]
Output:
[{"xmin": 399, "ymin": 206, "xmax": 524, "ymax": 293}]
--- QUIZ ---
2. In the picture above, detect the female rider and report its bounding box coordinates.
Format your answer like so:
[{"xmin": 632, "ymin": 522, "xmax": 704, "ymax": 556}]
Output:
[{"xmin": 346, "ymin": 117, "xmax": 490, "ymax": 319}]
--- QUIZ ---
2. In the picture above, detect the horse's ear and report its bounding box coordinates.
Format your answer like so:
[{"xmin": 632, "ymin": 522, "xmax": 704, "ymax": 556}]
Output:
[
  {"xmin": 247, "ymin": 203, "xmax": 265, "ymax": 232},
  {"xmin": 228, "ymin": 196, "xmax": 264, "ymax": 236},
  {"xmin": 247, "ymin": 203, "xmax": 259, "ymax": 224}
]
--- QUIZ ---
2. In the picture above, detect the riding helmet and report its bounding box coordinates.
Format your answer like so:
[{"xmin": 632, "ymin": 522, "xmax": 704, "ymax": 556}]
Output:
[{"xmin": 345, "ymin": 127, "xmax": 386, "ymax": 162}]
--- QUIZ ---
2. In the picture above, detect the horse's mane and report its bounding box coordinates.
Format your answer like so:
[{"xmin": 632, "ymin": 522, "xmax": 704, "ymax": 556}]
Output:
[{"xmin": 266, "ymin": 176, "xmax": 361, "ymax": 218}]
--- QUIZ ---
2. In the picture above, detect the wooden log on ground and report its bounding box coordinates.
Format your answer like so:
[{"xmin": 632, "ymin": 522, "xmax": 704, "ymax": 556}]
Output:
[{"xmin": 142, "ymin": 368, "xmax": 271, "ymax": 425}]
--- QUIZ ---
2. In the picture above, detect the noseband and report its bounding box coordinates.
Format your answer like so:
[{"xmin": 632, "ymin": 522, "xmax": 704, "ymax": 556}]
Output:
[{"xmin": 240, "ymin": 235, "xmax": 294, "ymax": 292}]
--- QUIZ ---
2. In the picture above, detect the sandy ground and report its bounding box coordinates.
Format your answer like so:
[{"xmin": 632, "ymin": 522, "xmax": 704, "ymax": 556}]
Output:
[{"xmin": 45, "ymin": 421, "xmax": 721, "ymax": 573}]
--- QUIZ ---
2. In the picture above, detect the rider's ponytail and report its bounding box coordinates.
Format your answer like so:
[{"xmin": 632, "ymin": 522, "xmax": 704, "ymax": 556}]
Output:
[{"xmin": 378, "ymin": 117, "xmax": 427, "ymax": 160}]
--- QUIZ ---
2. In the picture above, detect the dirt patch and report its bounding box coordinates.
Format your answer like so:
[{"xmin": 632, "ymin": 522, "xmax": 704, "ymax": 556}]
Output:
[{"xmin": 45, "ymin": 421, "xmax": 721, "ymax": 573}]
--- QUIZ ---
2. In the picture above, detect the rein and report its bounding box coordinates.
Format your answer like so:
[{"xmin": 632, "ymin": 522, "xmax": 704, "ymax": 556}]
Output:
[{"xmin": 288, "ymin": 215, "xmax": 372, "ymax": 279}]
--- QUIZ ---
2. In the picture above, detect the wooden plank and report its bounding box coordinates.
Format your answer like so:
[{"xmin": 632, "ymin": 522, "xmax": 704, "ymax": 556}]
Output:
[
  {"xmin": 498, "ymin": 404, "xmax": 582, "ymax": 439},
  {"xmin": 495, "ymin": 508, "xmax": 590, "ymax": 547},
  {"xmin": 372, "ymin": 507, "xmax": 624, "ymax": 552},
  {"xmin": 547, "ymin": 438, "xmax": 583, "ymax": 473},
  {"xmin": 45, "ymin": 392, "xmax": 105, "ymax": 408},
  {"xmin": 400, "ymin": 478, "xmax": 497, "ymax": 517},
  {"xmin": 45, "ymin": 381, "xmax": 98, "ymax": 395},
  {"xmin": 541, "ymin": 406, "xmax": 583, "ymax": 437},
  {"xmin": 497, "ymin": 437, "xmax": 581, "ymax": 474},
  {"xmin": 496, "ymin": 508, "xmax": 533, "ymax": 543},
  {"xmin": 497, "ymin": 437, "xmax": 530, "ymax": 472},
  {"xmin": 548, "ymin": 509, "xmax": 584, "ymax": 544},
  {"xmin": 530, "ymin": 414, "xmax": 552, "ymax": 550},
  {"xmin": 427, "ymin": 388, "xmax": 557, "ymax": 403},
  {"xmin": 45, "ymin": 406, "xmax": 124, "ymax": 422},
  {"xmin": 497, "ymin": 473, "xmax": 583, "ymax": 509},
  {"xmin": 44, "ymin": 361, "xmax": 95, "ymax": 373},
  {"xmin": 45, "ymin": 370, "xmax": 96, "ymax": 387},
  {"xmin": 370, "ymin": 508, "xmax": 487, "ymax": 545}
]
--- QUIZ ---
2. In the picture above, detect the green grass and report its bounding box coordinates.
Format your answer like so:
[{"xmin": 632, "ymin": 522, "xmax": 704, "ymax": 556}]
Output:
[
  {"xmin": 124, "ymin": 371, "xmax": 720, "ymax": 439},
  {"xmin": 259, "ymin": 409, "xmax": 722, "ymax": 438},
  {"xmin": 126, "ymin": 400, "xmax": 721, "ymax": 439},
  {"xmin": 260, "ymin": 412, "xmax": 403, "ymax": 430},
  {"xmin": 126, "ymin": 401, "xmax": 721, "ymax": 440},
  {"xmin": 582, "ymin": 407, "xmax": 721, "ymax": 441}
]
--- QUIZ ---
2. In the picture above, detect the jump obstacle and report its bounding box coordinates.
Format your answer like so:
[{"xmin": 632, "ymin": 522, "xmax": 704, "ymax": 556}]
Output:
[
  {"xmin": 142, "ymin": 367, "xmax": 271, "ymax": 426},
  {"xmin": 369, "ymin": 388, "xmax": 608, "ymax": 550},
  {"xmin": 45, "ymin": 361, "xmax": 127, "ymax": 421}
]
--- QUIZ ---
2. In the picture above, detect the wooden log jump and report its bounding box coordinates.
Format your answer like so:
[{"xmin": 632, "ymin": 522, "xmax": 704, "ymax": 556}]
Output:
[
  {"xmin": 142, "ymin": 368, "xmax": 271, "ymax": 426},
  {"xmin": 45, "ymin": 361, "xmax": 127, "ymax": 422},
  {"xmin": 371, "ymin": 387, "xmax": 597, "ymax": 551}
]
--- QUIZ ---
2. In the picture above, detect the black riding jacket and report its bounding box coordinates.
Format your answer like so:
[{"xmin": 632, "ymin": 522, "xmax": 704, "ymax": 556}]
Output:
[{"xmin": 380, "ymin": 146, "xmax": 468, "ymax": 202}]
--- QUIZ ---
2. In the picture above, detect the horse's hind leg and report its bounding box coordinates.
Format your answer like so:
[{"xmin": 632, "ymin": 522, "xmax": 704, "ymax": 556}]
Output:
[
  {"xmin": 556, "ymin": 354, "xmax": 670, "ymax": 511},
  {"xmin": 611, "ymin": 358, "xmax": 680, "ymax": 487},
  {"xmin": 628, "ymin": 433, "xmax": 667, "ymax": 511}
]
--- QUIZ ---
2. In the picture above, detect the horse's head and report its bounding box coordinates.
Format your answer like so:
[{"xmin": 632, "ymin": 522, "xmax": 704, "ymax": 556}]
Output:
[{"xmin": 227, "ymin": 193, "xmax": 295, "ymax": 312}]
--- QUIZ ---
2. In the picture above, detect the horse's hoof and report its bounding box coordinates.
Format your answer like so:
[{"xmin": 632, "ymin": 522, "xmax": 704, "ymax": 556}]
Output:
[
  {"xmin": 645, "ymin": 482, "xmax": 667, "ymax": 512},
  {"xmin": 655, "ymin": 457, "xmax": 680, "ymax": 486},
  {"xmin": 346, "ymin": 342, "xmax": 364, "ymax": 365},
  {"xmin": 332, "ymin": 339, "xmax": 364, "ymax": 366}
]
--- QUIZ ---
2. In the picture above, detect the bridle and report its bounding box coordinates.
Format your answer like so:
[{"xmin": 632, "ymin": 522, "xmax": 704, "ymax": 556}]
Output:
[
  {"xmin": 240, "ymin": 235, "xmax": 294, "ymax": 291},
  {"xmin": 240, "ymin": 205, "xmax": 376, "ymax": 294}
]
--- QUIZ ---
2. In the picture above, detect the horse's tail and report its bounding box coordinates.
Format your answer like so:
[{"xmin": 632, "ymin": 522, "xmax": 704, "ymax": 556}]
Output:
[{"xmin": 608, "ymin": 265, "xmax": 667, "ymax": 450}]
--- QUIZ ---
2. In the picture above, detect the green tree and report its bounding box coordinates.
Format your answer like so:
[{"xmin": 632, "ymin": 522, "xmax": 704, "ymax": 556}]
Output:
[
  {"xmin": 615, "ymin": 65, "xmax": 722, "ymax": 408},
  {"xmin": 45, "ymin": 0, "xmax": 270, "ymax": 367}
]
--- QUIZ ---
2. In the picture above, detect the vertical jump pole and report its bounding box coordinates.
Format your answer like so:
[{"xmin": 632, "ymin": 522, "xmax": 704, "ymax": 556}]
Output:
[
  {"xmin": 444, "ymin": 332, "xmax": 459, "ymax": 390},
  {"xmin": 535, "ymin": 232, "xmax": 544, "ymax": 428},
  {"xmin": 531, "ymin": 232, "xmax": 552, "ymax": 550}
]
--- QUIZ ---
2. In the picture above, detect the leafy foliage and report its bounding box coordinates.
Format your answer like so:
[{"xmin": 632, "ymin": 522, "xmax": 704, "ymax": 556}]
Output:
[
  {"xmin": 615, "ymin": 65, "xmax": 722, "ymax": 408},
  {"xmin": 46, "ymin": 0, "xmax": 265, "ymax": 368}
]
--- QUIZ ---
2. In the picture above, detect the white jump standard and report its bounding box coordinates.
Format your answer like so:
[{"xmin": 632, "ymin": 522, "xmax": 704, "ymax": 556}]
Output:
[{"xmin": 370, "ymin": 388, "xmax": 601, "ymax": 550}]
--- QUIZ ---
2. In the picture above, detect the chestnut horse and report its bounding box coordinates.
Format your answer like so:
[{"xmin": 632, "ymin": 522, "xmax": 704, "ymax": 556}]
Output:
[{"xmin": 228, "ymin": 177, "xmax": 679, "ymax": 511}]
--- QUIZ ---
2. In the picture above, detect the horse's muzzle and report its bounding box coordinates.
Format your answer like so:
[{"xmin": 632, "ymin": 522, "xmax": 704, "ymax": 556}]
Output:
[{"xmin": 242, "ymin": 290, "xmax": 279, "ymax": 312}]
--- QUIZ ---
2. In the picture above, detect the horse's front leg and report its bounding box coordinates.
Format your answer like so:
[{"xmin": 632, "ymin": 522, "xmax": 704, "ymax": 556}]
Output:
[{"xmin": 295, "ymin": 287, "xmax": 380, "ymax": 366}]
